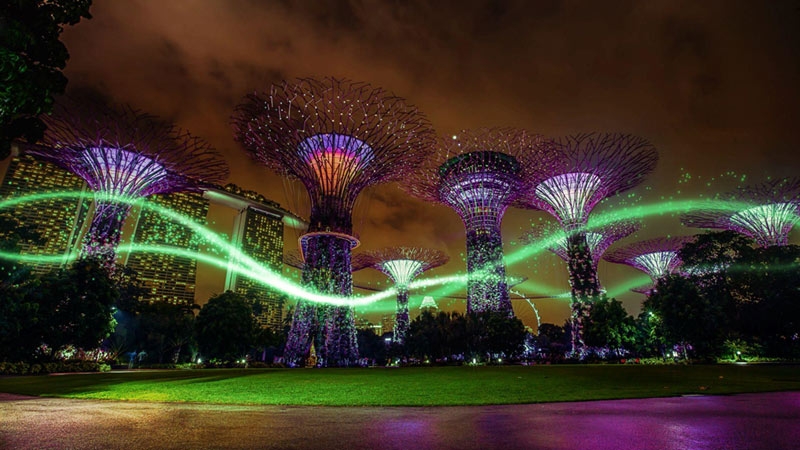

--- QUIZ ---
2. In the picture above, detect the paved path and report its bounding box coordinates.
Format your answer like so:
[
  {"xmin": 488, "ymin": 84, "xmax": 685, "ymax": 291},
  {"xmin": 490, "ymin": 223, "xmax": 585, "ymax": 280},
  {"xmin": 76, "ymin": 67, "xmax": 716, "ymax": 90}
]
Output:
[{"xmin": 2, "ymin": 392, "xmax": 799, "ymax": 449}]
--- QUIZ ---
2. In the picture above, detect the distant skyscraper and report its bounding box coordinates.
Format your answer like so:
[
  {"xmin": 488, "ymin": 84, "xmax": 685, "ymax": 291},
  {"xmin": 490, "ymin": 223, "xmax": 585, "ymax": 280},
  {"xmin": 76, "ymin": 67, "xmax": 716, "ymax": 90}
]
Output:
[
  {"xmin": 225, "ymin": 205, "xmax": 284, "ymax": 328},
  {"xmin": 124, "ymin": 192, "xmax": 209, "ymax": 305},
  {"xmin": 0, "ymin": 154, "xmax": 90, "ymax": 273},
  {"xmin": 209, "ymin": 184, "xmax": 292, "ymax": 330}
]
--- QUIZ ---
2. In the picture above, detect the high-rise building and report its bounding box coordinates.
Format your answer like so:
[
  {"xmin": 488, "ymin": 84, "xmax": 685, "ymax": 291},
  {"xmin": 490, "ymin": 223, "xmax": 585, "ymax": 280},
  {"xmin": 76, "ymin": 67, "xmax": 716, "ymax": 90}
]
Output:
[
  {"xmin": 124, "ymin": 192, "xmax": 209, "ymax": 305},
  {"xmin": 0, "ymin": 154, "xmax": 91, "ymax": 273},
  {"xmin": 208, "ymin": 184, "xmax": 292, "ymax": 330}
]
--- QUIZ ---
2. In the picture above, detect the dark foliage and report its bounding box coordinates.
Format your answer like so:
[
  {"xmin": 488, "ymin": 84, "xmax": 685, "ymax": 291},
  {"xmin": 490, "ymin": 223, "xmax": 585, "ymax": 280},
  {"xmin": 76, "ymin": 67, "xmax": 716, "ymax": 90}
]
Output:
[{"xmin": 0, "ymin": 0, "xmax": 92, "ymax": 157}]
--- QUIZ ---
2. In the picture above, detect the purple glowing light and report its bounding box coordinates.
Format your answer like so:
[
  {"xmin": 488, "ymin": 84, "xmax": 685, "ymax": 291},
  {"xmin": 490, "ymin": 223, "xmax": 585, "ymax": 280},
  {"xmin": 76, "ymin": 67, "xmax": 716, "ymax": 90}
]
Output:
[
  {"xmin": 604, "ymin": 236, "xmax": 695, "ymax": 282},
  {"xmin": 534, "ymin": 172, "xmax": 603, "ymax": 230},
  {"xmin": 729, "ymin": 202, "xmax": 799, "ymax": 247},
  {"xmin": 82, "ymin": 147, "xmax": 167, "ymax": 198},
  {"xmin": 631, "ymin": 251, "xmax": 682, "ymax": 280},
  {"xmin": 297, "ymin": 134, "xmax": 374, "ymax": 195}
]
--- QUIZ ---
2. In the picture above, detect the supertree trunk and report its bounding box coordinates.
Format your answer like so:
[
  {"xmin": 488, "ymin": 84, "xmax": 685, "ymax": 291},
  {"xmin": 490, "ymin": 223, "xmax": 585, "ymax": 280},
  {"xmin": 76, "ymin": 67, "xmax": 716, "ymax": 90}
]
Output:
[
  {"xmin": 284, "ymin": 233, "xmax": 358, "ymax": 367},
  {"xmin": 466, "ymin": 226, "xmax": 511, "ymax": 316},
  {"xmin": 82, "ymin": 200, "xmax": 132, "ymax": 270},
  {"xmin": 393, "ymin": 287, "xmax": 410, "ymax": 345},
  {"xmin": 566, "ymin": 231, "xmax": 601, "ymax": 357},
  {"xmin": 283, "ymin": 300, "xmax": 318, "ymax": 367}
]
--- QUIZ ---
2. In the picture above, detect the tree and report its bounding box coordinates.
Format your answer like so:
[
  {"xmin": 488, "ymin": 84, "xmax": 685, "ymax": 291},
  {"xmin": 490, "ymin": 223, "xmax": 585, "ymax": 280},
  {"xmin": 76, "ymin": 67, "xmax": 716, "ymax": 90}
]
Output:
[
  {"xmin": 406, "ymin": 310, "xmax": 446, "ymax": 361},
  {"xmin": 644, "ymin": 275, "xmax": 730, "ymax": 360},
  {"xmin": 583, "ymin": 297, "xmax": 637, "ymax": 355},
  {"xmin": 132, "ymin": 302, "xmax": 198, "ymax": 364},
  {"xmin": 737, "ymin": 245, "xmax": 800, "ymax": 357},
  {"xmin": 481, "ymin": 311, "xmax": 526, "ymax": 360},
  {"xmin": 195, "ymin": 291, "xmax": 257, "ymax": 363},
  {"xmin": 21, "ymin": 257, "xmax": 118, "ymax": 360},
  {"xmin": 0, "ymin": 0, "xmax": 93, "ymax": 158}
]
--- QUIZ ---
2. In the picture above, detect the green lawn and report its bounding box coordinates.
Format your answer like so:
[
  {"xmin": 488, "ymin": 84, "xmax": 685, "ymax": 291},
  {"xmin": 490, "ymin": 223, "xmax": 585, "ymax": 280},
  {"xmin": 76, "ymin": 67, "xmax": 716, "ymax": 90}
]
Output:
[{"xmin": 1, "ymin": 365, "xmax": 799, "ymax": 406}]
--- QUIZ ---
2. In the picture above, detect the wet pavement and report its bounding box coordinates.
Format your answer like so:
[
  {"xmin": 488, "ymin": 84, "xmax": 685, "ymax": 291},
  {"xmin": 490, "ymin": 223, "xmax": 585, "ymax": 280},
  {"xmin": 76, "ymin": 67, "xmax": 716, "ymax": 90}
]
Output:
[{"xmin": 1, "ymin": 391, "xmax": 799, "ymax": 449}]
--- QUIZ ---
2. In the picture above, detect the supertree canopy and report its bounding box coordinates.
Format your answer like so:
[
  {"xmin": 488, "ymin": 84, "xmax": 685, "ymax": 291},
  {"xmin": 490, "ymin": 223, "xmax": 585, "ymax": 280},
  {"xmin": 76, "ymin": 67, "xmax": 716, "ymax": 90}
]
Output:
[
  {"xmin": 405, "ymin": 128, "xmax": 552, "ymax": 316},
  {"xmin": 517, "ymin": 133, "xmax": 656, "ymax": 356},
  {"xmin": 522, "ymin": 219, "xmax": 640, "ymax": 272},
  {"xmin": 604, "ymin": 236, "xmax": 696, "ymax": 283},
  {"xmin": 233, "ymin": 78, "xmax": 435, "ymax": 367},
  {"xmin": 681, "ymin": 177, "xmax": 800, "ymax": 248},
  {"xmin": 363, "ymin": 247, "xmax": 448, "ymax": 345},
  {"xmin": 28, "ymin": 97, "xmax": 228, "ymax": 267}
]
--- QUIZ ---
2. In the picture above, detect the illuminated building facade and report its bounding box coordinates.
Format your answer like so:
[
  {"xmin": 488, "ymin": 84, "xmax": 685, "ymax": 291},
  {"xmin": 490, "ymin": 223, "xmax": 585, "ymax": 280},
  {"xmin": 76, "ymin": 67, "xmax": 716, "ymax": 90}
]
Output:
[
  {"xmin": 124, "ymin": 192, "xmax": 209, "ymax": 305},
  {"xmin": 0, "ymin": 154, "xmax": 90, "ymax": 273},
  {"xmin": 219, "ymin": 185, "xmax": 286, "ymax": 330}
]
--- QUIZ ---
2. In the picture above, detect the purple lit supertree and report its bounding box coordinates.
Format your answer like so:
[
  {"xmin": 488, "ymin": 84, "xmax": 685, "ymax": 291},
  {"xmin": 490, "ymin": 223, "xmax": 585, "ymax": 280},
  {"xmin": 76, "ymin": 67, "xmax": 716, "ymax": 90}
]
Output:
[
  {"xmin": 27, "ymin": 98, "xmax": 228, "ymax": 269},
  {"xmin": 521, "ymin": 219, "xmax": 640, "ymax": 281},
  {"xmin": 517, "ymin": 133, "xmax": 657, "ymax": 355},
  {"xmin": 283, "ymin": 248, "xmax": 372, "ymax": 272},
  {"xmin": 406, "ymin": 128, "xmax": 551, "ymax": 316},
  {"xmin": 363, "ymin": 247, "xmax": 448, "ymax": 345},
  {"xmin": 681, "ymin": 177, "xmax": 800, "ymax": 248},
  {"xmin": 604, "ymin": 236, "xmax": 696, "ymax": 284},
  {"xmin": 233, "ymin": 78, "xmax": 435, "ymax": 367}
]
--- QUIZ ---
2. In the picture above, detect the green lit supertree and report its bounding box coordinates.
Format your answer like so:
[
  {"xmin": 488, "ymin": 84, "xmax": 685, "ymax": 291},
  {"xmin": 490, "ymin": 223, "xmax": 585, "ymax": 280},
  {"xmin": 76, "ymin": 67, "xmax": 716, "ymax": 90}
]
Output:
[
  {"xmin": 405, "ymin": 128, "xmax": 552, "ymax": 316},
  {"xmin": 27, "ymin": 97, "xmax": 228, "ymax": 270},
  {"xmin": 362, "ymin": 247, "xmax": 448, "ymax": 345},
  {"xmin": 681, "ymin": 177, "xmax": 800, "ymax": 248},
  {"xmin": 233, "ymin": 78, "xmax": 435, "ymax": 367},
  {"xmin": 517, "ymin": 133, "xmax": 657, "ymax": 356}
]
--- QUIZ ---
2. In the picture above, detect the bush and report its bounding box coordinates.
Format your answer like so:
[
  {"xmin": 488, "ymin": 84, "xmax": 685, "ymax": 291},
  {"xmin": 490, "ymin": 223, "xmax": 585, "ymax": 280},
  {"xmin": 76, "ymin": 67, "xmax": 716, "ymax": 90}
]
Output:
[{"xmin": 0, "ymin": 360, "xmax": 108, "ymax": 375}]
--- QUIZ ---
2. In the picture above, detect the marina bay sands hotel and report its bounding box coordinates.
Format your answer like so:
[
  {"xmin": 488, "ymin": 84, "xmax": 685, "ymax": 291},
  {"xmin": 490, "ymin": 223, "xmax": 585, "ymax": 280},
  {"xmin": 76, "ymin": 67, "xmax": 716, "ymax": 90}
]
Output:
[{"xmin": 0, "ymin": 152, "xmax": 306, "ymax": 330}]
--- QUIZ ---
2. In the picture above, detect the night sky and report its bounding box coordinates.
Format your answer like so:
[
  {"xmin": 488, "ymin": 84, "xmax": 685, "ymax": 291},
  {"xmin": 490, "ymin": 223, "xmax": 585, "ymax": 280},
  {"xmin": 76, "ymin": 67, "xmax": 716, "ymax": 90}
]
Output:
[{"xmin": 31, "ymin": 0, "xmax": 800, "ymax": 327}]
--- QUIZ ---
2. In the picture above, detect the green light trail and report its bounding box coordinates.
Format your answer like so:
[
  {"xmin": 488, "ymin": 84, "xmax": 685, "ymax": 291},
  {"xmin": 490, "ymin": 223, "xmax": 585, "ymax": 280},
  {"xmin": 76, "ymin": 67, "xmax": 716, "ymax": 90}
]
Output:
[{"xmin": 1, "ymin": 192, "xmax": 796, "ymax": 309}]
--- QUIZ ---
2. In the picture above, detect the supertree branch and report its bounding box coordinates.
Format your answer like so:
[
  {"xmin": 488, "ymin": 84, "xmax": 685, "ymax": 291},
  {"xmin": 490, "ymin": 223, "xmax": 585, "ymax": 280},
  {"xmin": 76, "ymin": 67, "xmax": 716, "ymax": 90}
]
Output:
[
  {"xmin": 283, "ymin": 248, "xmax": 373, "ymax": 272},
  {"xmin": 233, "ymin": 77, "xmax": 435, "ymax": 367},
  {"xmin": 232, "ymin": 77, "xmax": 435, "ymax": 236},
  {"xmin": 25, "ymin": 97, "xmax": 228, "ymax": 269},
  {"xmin": 604, "ymin": 236, "xmax": 696, "ymax": 282},
  {"xmin": 34, "ymin": 98, "xmax": 229, "ymax": 197},
  {"xmin": 518, "ymin": 133, "xmax": 658, "ymax": 230},
  {"xmin": 681, "ymin": 176, "xmax": 800, "ymax": 248},
  {"xmin": 405, "ymin": 128, "xmax": 553, "ymax": 316},
  {"xmin": 363, "ymin": 247, "xmax": 448, "ymax": 345},
  {"xmin": 522, "ymin": 219, "xmax": 641, "ymax": 269}
]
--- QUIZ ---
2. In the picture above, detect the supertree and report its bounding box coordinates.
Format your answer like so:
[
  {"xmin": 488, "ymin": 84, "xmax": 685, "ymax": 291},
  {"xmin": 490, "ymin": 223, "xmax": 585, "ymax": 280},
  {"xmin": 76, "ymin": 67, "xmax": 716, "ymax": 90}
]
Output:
[
  {"xmin": 27, "ymin": 97, "xmax": 228, "ymax": 269},
  {"xmin": 363, "ymin": 247, "xmax": 448, "ymax": 345},
  {"xmin": 521, "ymin": 219, "xmax": 640, "ymax": 281},
  {"xmin": 681, "ymin": 177, "xmax": 800, "ymax": 248},
  {"xmin": 283, "ymin": 248, "xmax": 371, "ymax": 271},
  {"xmin": 405, "ymin": 128, "xmax": 551, "ymax": 316},
  {"xmin": 516, "ymin": 133, "xmax": 657, "ymax": 355},
  {"xmin": 233, "ymin": 78, "xmax": 435, "ymax": 367},
  {"xmin": 604, "ymin": 236, "xmax": 696, "ymax": 284}
]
